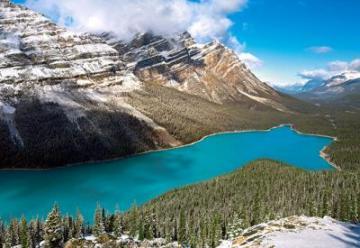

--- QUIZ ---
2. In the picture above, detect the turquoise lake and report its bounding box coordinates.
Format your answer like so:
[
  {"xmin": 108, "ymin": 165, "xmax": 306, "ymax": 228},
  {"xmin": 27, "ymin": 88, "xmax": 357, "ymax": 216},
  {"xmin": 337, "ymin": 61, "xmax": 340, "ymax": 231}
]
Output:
[{"xmin": 0, "ymin": 126, "xmax": 334, "ymax": 221}]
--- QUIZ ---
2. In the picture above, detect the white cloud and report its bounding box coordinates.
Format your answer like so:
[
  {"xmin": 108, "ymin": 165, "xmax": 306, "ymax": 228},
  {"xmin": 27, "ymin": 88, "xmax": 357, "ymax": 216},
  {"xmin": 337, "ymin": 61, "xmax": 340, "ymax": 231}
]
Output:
[
  {"xmin": 298, "ymin": 58, "xmax": 360, "ymax": 81},
  {"xmin": 307, "ymin": 46, "xmax": 333, "ymax": 54},
  {"xmin": 350, "ymin": 59, "xmax": 360, "ymax": 71},
  {"xmin": 210, "ymin": 0, "xmax": 247, "ymax": 13},
  {"xmin": 24, "ymin": 0, "xmax": 265, "ymax": 73},
  {"xmin": 226, "ymin": 35, "xmax": 263, "ymax": 69},
  {"xmin": 238, "ymin": 52, "xmax": 263, "ymax": 69},
  {"xmin": 188, "ymin": 16, "xmax": 232, "ymax": 42},
  {"xmin": 327, "ymin": 60, "xmax": 348, "ymax": 72},
  {"xmin": 298, "ymin": 69, "xmax": 329, "ymax": 80},
  {"xmin": 24, "ymin": 0, "xmax": 247, "ymax": 42},
  {"xmin": 228, "ymin": 35, "xmax": 246, "ymax": 53}
]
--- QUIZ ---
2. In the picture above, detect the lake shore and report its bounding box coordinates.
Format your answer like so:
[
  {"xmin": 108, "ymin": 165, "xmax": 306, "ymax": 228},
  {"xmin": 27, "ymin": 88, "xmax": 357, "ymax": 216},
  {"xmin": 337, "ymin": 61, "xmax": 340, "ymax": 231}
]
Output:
[{"xmin": 1, "ymin": 123, "xmax": 338, "ymax": 171}]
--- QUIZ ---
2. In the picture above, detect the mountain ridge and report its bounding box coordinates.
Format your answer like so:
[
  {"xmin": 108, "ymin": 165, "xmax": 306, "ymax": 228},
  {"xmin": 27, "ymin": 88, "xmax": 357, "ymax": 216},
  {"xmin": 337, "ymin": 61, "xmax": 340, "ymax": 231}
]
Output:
[{"xmin": 0, "ymin": 0, "xmax": 300, "ymax": 168}]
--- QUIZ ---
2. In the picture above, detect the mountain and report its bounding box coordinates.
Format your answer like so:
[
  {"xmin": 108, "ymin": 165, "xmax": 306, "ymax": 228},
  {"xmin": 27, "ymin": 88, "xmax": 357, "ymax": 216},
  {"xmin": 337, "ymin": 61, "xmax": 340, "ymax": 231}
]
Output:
[
  {"xmin": 274, "ymin": 83, "xmax": 304, "ymax": 94},
  {"xmin": 0, "ymin": 0, "xmax": 296, "ymax": 168},
  {"xmin": 276, "ymin": 79, "xmax": 325, "ymax": 95},
  {"xmin": 297, "ymin": 71, "xmax": 360, "ymax": 106},
  {"xmin": 276, "ymin": 70, "xmax": 360, "ymax": 108},
  {"xmin": 101, "ymin": 32, "xmax": 284, "ymax": 108},
  {"xmin": 301, "ymin": 78, "xmax": 325, "ymax": 92}
]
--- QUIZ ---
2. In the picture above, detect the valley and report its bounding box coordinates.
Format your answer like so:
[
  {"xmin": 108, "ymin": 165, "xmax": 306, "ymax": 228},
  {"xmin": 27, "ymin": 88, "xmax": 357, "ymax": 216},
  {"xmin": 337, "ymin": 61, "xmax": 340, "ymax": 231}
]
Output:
[
  {"xmin": 0, "ymin": 0, "xmax": 308, "ymax": 169},
  {"xmin": 0, "ymin": 125, "xmax": 334, "ymax": 221},
  {"xmin": 0, "ymin": 0, "xmax": 359, "ymax": 247}
]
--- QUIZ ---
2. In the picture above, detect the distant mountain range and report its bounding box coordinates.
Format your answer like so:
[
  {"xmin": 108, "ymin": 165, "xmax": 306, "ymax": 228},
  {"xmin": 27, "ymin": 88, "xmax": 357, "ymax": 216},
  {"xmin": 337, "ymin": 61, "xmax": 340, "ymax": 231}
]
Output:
[
  {"xmin": 0, "ymin": 0, "xmax": 299, "ymax": 168},
  {"xmin": 277, "ymin": 71, "xmax": 360, "ymax": 107}
]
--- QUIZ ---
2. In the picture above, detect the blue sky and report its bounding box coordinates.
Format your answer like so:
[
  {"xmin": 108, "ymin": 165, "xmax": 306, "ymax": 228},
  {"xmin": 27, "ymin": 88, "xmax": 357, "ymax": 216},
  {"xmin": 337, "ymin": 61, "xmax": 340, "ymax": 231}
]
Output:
[
  {"xmin": 228, "ymin": 0, "xmax": 360, "ymax": 85},
  {"xmin": 13, "ymin": 0, "xmax": 360, "ymax": 86}
]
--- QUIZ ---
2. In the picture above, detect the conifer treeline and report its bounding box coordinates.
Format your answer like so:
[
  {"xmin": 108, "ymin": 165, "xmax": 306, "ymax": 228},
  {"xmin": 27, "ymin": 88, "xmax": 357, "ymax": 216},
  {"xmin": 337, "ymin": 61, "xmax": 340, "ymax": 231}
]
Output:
[
  {"xmin": 1, "ymin": 110, "xmax": 359, "ymax": 247},
  {"xmin": 1, "ymin": 161, "xmax": 360, "ymax": 247}
]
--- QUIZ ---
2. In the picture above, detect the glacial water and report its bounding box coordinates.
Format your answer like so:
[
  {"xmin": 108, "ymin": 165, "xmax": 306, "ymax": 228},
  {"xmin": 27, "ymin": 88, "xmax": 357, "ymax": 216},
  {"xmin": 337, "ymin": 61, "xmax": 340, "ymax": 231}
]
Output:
[{"xmin": 0, "ymin": 126, "xmax": 334, "ymax": 221}]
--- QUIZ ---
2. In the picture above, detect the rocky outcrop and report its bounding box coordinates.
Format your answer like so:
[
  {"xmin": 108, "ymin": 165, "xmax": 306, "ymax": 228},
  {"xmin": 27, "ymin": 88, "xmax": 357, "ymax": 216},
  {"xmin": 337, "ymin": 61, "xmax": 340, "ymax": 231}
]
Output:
[{"xmin": 219, "ymin": 216, "xmax": 360, "ymax": 248}]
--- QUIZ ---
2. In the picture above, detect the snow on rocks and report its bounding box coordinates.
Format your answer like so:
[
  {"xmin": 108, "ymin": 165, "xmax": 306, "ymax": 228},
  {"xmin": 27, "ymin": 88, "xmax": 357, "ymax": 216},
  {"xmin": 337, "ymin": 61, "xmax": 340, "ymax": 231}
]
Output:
[
  {"xmin": 65, "ymin": 236, "xmax": 180, "ymax": 248},
  {"xmin": 0, "ymin": 101, "xmax": 24, "ymax": 147},
  {"xmin": 220, "ymin": 216, "xmax": 360, "ymax": 248},
  {"xmin": 0, "ymin": 2, "xmax": 124, "ymax": 84}
]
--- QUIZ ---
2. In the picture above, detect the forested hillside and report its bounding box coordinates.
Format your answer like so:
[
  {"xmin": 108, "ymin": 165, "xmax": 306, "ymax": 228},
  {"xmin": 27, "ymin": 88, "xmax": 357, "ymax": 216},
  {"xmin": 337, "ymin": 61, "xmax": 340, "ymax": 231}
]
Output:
[{"xmin": 0, "ymin": 109, "xmax": 359, "ymax": 247}]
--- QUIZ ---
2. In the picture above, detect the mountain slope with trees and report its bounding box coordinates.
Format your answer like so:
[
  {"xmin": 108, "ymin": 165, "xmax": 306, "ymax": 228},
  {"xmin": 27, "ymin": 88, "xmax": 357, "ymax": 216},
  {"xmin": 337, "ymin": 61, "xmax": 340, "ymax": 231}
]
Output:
[{"xmin": 0, "ymin": 0, "xmax": 305, "ymax": 169}]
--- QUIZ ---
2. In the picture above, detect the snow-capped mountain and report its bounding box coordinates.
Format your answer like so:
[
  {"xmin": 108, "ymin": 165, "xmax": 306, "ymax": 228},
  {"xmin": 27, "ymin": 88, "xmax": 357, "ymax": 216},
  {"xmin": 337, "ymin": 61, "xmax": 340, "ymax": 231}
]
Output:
[
  {"xmin": 277, "ymin": 70, "xmax": 360, "ymax": 107},
  {"xmin": 297, "ymin": 71, "xmax": 360, "ymax": 102},
  {"xmin": 325, "ymin": 71, "xmax": 360, "ymax": 87},
  {"xmin": 0, "ymin": 0, "xmax": 291, "ymax": 168}
]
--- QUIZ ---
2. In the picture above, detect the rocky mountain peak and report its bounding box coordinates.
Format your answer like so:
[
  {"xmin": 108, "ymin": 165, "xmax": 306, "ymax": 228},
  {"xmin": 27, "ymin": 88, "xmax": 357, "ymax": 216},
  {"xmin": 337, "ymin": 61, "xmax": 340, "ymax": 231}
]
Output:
[
  {"xmin": 102, "ymin": 31, "xmax": 285, "ymax": 109},
  {"xmin": 0, "ymin": 1, "xmax": 292, "ymax": 168}
]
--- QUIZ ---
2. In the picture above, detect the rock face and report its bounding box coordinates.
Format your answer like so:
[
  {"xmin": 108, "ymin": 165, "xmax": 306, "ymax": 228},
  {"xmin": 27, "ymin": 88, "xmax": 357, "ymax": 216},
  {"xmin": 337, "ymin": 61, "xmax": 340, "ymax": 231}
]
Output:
[
  {"xmin": 103, "ymin": 32, "xmax": 286, "ymax": 110},
  {"xmin": 220, "ymin": 216, "xmax": 360, "ymax": 248},
  {"xmin": 0, "ymin": 2, "xmax": 178, "ymax": 168},
  {"xmin": 0, "ymin": 2, "xmax": 290, "ymax": 168}
]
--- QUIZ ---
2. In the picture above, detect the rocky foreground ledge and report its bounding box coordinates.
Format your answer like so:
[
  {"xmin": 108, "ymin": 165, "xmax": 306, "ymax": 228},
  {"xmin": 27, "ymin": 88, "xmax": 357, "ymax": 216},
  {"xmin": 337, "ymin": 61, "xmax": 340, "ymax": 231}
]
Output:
[{"xmin": 219, "ymin": 216, "xmax": 360, "ymax": 248}]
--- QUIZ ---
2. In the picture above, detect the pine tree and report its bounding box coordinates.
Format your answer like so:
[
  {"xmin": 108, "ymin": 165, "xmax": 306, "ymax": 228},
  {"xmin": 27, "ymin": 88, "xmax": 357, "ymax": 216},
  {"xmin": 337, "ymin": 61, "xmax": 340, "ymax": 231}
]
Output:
[
  {"xmin": 128, "ymin": 204, "xmax": 138, "ymax": 237},
  {"xmin": 349, "ymin": 194, "xmax": 357, "ymax": 222},
  {"xmin": 251, "ymin": 192, "xmax": 262, "ymax": 226},
  {"xmin": 19, "ymin": 216, "xmax": 29, "ymax": 248},
  {"xmin": 309, "ymin": 200, "xmax": 317, "ymax": 217},
  {"xmin": 357, "ymin": 192, "xmax": 360, "ymax": 222},
  {"xmin": 74, "ymin": 210, "xmax": 84, "ymax": 239},
  {"xmin": 113, "ymin": 210, "xmax": 122, "ymax": 237},
  {"xmin": 340, "ymin": 193, "xmax": 350, "ymax": 221},
  {"xmin": 321, "ymin": 191, "xmax": 330, "ymax": 217},
  {"xmin": 209, "ymin": 217, "xmax": 218, "ymax": 248},
  {"xmin": 28, "ymin": 222, "xmax": 36, "ymax": 248},
  {"xmin": 189, "ymin": 234, "xmax": 197, "ymax": 248},
  {"xmin": 0, "ymin": 221, "xmax": 5, "ymax": 246},
  {"xmin": 221, "ymin": 216, "xmax": 227, "ymax": 240},
  {"xmin": 63, "ymin": 215, "xmax": 73, "ymax": 241},
  {"xmin": 172, "ymin": 219, "xmax": 178, "ymax": 242},
  {"xmin": 44, "ymin": 204, "xmax": 64, "ymax": 248},
  {"xmin": 102, "ymin": 208, "xmax": 111, "ymax": 232},
  {"xmin": 178, "ymin": 209, "xmax": 187, "ymax": 245},
  {"xmin": 93, "ymin": 204, "xmax": 105, "ymax": 237},
  {"xmin": 228, "ymin": 213, "xmax": 244, "ymax": 239},
  {"xmin": 32, "ymin": 218, "xmax": 42, "ymax": 245},
  {"xmin": 138, "ymin": 215, "xmax": 145, "ymax": 241},
  {"xmin": 150, "ymin": 211, "xmax": 158, "ymax": 239},
  {"xmin": 239, "ymin": 209, "xmax": 250, "ymax": 229},
  {"xmin": 9, "ymin": 219, "xmax": 19, "ymax": 246},
  {"xmin": 3, "ymin": 229, "xmax": 12, "ymax": 248}
]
